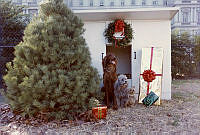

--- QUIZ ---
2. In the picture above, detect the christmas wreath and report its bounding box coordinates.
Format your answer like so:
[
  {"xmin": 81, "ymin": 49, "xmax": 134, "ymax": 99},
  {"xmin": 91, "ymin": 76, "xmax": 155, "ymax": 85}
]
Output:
[{"xmin": 104, "ymin": 19, "xmax": 133, "ymax": 47}]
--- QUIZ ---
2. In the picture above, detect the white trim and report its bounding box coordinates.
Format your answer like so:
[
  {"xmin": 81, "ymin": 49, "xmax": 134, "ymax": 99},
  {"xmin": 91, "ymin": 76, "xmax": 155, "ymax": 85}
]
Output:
[
  {"xmin": 74, "ymin": 7, "xmax": 179, "ymax": 21},
  {"xmin": 74, "ymin": 7, "xmax": 179, "ymax": 13}
]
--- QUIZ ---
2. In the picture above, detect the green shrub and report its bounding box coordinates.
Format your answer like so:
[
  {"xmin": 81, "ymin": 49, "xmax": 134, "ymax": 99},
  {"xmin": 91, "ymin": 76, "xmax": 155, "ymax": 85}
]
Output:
[
  {"xmin": 194, "ymin": 36, "xmax": 200, "ymax": 69},
  {"xmin": 171, "ymin": 31, "xmax": 195, "ymax": 79}
]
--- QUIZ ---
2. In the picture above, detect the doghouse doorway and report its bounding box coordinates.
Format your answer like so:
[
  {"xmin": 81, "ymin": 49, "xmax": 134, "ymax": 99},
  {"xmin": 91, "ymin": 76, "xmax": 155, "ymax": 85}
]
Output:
[{"xmin": 106, "ymin": 45, "xmax": 132, "ymax": 79}]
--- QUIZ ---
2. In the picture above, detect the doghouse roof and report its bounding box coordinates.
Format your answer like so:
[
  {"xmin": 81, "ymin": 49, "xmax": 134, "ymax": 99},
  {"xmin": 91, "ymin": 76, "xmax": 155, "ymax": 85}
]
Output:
[{"xmin": 73, "ymin": 7, "xmax": 179, "ymax": 21}]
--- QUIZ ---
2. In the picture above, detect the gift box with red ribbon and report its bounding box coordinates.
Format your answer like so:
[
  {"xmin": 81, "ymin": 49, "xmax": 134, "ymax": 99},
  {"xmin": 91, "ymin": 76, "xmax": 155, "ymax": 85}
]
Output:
[
  {"xmin": 139, "ymin": 47, "xmax": 163, "ymax": 105},
  {"xmin": 92, "ymin": 106, "xmax": 107, "ymax": 119}
]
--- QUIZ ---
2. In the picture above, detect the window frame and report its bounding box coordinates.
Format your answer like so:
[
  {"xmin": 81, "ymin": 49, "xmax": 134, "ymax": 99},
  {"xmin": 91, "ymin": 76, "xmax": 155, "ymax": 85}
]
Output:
[
  {"xmin": 182, "ymin": 11, "xmax": 189, "ymax": 24},
  {"xmin": 90, "ymin": 0, "xmax": 93, "ymax": 6},
  {"xmin": 121, "ymin": 0, "xmax": 125, "ymax": 6},
  {"xmin": 100, "ymin": 0, "xmax": 104, "ymax": 6}
]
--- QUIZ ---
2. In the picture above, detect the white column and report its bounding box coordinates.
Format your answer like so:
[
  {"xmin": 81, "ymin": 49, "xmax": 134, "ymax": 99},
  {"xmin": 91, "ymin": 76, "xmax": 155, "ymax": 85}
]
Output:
[
  {"xmin": 179, "ymin": 10, "xmax": 181, "ymax": 23},
  {"xmin": 192, "ymin": 7, "xmax": 195, "ymax": 22},
  {"xmin": 194, "ymin": 7, "xmax": 197, "ymax": 23}
]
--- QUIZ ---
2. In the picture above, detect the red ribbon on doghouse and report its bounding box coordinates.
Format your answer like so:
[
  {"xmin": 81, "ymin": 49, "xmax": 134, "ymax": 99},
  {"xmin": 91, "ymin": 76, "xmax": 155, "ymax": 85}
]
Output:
[
  {"xmin": 112, "ymin": 36, "xmax": 119, "ymax": 48},
  {"xmin": 140, "ymin": 47, "xmax": 162, "ymax": 95}
]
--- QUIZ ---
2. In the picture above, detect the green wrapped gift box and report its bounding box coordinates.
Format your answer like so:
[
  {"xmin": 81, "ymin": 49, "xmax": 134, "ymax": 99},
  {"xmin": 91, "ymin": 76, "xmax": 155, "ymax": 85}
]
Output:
[{"xmin": 142, "ymin": 91, "xmax": 159, "ymax": 106}]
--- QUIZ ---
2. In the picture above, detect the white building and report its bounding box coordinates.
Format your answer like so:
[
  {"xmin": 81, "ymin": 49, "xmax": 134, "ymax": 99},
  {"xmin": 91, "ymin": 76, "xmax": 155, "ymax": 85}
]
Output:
[
  {"xmin": 12, "ymin": 0, "xmax": 200, "ymax": 36},
  {"xmin": 12, "ymin": 0, "xmax": 41, "ymax": 17},
  {"xmin": 65, "ymin": 0, "xmax": 168, "ymax": 9},
  {"xmin": 171, "ymin": 0, "xmax": 200, "ymax": 36}
]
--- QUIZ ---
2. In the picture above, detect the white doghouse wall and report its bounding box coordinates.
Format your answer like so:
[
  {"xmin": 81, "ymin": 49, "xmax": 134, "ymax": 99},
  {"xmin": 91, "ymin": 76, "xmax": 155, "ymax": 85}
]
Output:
[{"xmin": 83, "ymin": 20, "xmax": 172, "ymax": 100}]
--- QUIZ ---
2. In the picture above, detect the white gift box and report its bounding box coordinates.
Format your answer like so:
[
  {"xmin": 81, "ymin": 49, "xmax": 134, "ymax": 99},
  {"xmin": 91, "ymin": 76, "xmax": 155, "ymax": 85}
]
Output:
[{"xmin": 139, "ymin": 47, "xmax": 164, "ymax": 105}]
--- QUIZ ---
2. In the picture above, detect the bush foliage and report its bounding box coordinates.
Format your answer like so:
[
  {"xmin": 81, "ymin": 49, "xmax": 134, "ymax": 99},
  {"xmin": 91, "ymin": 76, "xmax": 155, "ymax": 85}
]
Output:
[
  {"xmin": 171, "ymin": 31, "xmax": 196, "ymax": 79},
  {"xmin": 194, "ymin": 36, "xmax": 200, "ymax": 64}
]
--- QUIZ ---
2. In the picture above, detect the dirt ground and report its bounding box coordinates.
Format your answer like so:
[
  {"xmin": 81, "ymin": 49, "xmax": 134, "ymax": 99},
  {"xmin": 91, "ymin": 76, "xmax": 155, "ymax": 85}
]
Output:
[{"xmin": 1, "ymin": 79, "xmax": 200, "ymax": 135}]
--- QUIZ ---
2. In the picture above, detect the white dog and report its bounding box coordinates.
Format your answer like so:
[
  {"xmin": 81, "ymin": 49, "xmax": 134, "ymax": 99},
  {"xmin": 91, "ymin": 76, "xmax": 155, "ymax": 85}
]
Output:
[
  {"xmin": 114, "ymin": 74, "xmax": 129, "ymax": 108},
  {"xmin": 114, "ymin": 74, "xmax": 136, "ymax": 108}
]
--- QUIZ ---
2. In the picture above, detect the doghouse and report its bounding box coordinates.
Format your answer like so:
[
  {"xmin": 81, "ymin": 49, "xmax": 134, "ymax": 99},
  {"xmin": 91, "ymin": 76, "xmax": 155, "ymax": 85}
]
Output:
[{"xmin": 74, "ymin": 7, "xmax": 178, "ymax": 100}]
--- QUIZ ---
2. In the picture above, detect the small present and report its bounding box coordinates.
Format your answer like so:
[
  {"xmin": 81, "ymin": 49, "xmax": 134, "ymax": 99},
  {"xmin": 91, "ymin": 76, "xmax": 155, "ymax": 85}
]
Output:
[
  {"xmin": 92, "ymin": 106, "xmax": 107, "ymax": 119},
  {"xmin": 142, "ymin": 91, "xmax": 159, "ymax": 106}
]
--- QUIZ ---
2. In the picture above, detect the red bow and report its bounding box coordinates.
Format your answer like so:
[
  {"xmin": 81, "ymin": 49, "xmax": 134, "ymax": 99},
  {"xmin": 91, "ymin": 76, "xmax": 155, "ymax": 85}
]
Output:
[
  {"xmin": 115, "ymin": 20, "xmax": 125, "ymax": 33},
  {"xmin": 142, "ymin": 69, "xmax": 156, "ymax": 82}
]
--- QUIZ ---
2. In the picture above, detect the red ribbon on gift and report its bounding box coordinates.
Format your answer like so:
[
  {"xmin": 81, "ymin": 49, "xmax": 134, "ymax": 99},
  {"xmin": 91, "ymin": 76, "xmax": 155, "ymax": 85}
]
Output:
[{"xmin": 140, "ymin": 47, "xmax": 162, "ymax": 95}]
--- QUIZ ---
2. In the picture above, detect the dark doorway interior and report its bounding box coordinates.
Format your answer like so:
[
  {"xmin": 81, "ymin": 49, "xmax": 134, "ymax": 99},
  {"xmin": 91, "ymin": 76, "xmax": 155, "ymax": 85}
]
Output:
[{"xmin": 106, "ymin": 45, "xmax": 131, "ymax": 79}]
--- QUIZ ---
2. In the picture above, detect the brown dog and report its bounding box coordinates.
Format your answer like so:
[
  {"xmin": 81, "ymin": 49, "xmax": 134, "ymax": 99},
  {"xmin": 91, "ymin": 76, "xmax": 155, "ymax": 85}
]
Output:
[
  {"xmin": 124, "ymin": 87, "xmax": 136, "ymax": 107},
  {"xmin": 102, "ymin": 53, "xmax": 118, "ymax": 109}
]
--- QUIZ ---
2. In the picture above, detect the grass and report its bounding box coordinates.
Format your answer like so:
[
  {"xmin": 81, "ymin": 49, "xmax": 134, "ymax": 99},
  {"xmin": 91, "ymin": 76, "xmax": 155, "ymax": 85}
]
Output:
[
  {"xmin": 0, "ymin": 88, "xmax": 6, "ymax": 104},
  {"xmin": 172, "ymin": 79, "xmax": 200, "ymax": 86},
  {"xmin": 172, "ymin": 79, "xmax": 200, "ymax": 102},
  {"xmin": 0, "ymin": 96, "xmax": 5, "ymax": 104},
  {"xmin": 172, "ymin": 91, "xmax": 198, "ymax": 102},
  {"xmin": 172, "ymin": 92, "xmax": 185, "ymax": 100}
]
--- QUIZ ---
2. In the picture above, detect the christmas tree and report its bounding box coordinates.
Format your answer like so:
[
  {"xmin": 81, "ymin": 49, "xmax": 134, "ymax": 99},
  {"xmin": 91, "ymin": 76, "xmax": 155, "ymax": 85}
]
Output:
[{"xmin": 2, "ymin": 0, "xmax": 102, "ymax": 120}]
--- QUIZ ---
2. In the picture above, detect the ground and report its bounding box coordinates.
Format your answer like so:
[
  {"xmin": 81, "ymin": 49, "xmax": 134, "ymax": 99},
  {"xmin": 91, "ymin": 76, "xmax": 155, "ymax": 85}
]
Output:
[{"xmin": 0, "ymin": 79, "xmax": 200, "ymax": 134}]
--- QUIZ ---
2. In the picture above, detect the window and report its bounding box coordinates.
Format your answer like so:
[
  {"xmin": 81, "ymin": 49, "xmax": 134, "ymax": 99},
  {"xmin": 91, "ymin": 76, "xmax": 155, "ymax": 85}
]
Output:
[
  {"xmin": 28, "ymin": 0, "xmax": 36, "ymax": 2},
  {"xmin": 17, "ymin": 0, "xmax": 22, "ymax": 3},
  {"xmin": 90, "ymin": 0, "xmax": 93, "ymax": 6},
  {"xmin": 163, "ymin": 0, "xmax": 168, "ymax": 6},
  {"xmin": 153, "ymin": 1, "xmax": 158, "ymax": 5},
  {"xmin": 182, "ymin": 12, "xmax": 189, "ymax": 23},
  {"xmin": 69, "ymin": 0, "xmax": 73, "ymax": 6},
  {"xmin": 110, "ymin": 1, "xmax": 114, "ymax": 6},
  {"xmin": 181, "ymin": 8, "xmax": 191, "ymax": 24},
  {"xmin": 14, "ymin": 0, "xmax": 22, "ymax": 5},
  {"xmin": 28, "ymin": 0, "xmax": 37, "ymax": 6},
  {"xmin": 28, "ymin": 9, "xmax": 38, "ymax": 17},
  {"xmin": 142, "ymin": 0, "xmax": 146, "ymax": 6},
  {"xmin": 182, "ymin": 0, "xmax": 191, "ymax": 3},
  {"xmin": 197, "ymin": 30, "xmax": 200, "ymax": 35},
  {"xmin": 121, "ymin": 0, "xmax": 125, "ymax": 6},
  {"xmin": 131, "ymin": 0, "xmax": 135, "ymax": 5},
  {"xmin": 198, "ymin": 12, "xmax": 200, "ymax": 24},
  {"xmin": 23, "ymin": 9, "xmax": 27, "ymax": 14},
  {"xmin": 79, "ymin": 0, "xmax": 83, "ymax": 6},
  {"xmin": 100, "ymin": 0, "xmax": 104, "ymax": 6}
]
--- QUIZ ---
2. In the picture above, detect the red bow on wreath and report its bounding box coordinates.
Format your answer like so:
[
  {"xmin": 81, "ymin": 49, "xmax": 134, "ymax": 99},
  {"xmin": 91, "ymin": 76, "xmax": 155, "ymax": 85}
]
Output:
[{"xmin": 115, "ymin": 20, "xmax": 125, "ymax": 33}]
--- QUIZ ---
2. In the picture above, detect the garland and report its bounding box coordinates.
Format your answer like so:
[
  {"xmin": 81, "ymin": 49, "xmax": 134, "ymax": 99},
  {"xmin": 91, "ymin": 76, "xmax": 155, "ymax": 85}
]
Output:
[{"xmin": 104, "ymin": 19, "xmax": 133, "ymax": 47}]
